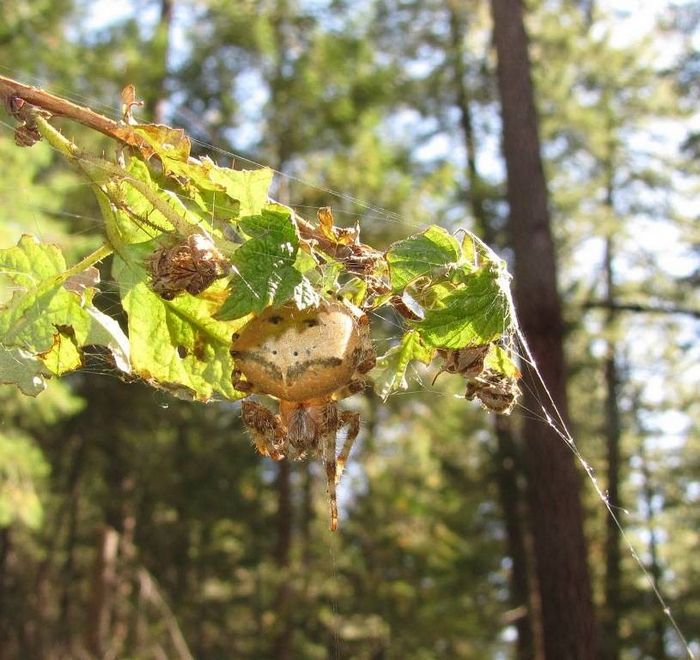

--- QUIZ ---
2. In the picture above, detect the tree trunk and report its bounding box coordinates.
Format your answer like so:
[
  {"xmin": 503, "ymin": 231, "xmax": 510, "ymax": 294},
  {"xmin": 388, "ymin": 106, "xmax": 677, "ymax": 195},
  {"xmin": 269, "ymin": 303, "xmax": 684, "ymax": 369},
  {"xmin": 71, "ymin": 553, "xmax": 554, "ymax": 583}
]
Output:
[
  {"xmin": 273, "ymin": 460, "xmax": 293, "ymax": 660},
  {"xmin": 494, "ymin": 417, "xmax": 544, "ymax": 660},
  {"xmin": 0, "ymin": 527, "xmax": 10, "ymax": 656},
  {"xmin": 489, "ymin": 1, "xmax": 598, "ymax": 657},
  {"xmin": 602, "ymin": 236, "xmax": 623, "ymax": 660},
  {"xmin": 638, "ymin": 439, "xmax": 668, "ymax": 660},
  {"xmin": 86, "ymin": 526, "xmax": 120, "ymax": 657}
]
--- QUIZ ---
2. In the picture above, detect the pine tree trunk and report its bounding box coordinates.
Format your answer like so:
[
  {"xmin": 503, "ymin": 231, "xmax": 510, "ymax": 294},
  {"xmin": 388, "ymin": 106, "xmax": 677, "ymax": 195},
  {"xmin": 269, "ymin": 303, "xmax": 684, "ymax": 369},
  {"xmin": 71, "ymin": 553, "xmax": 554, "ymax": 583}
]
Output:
[
  {"xmin": 86, "ymin": 526, "xmax": 120, "ymax": 656},
  {"xmin": 639, "ymin": 439, "xmax": 669, "ymax": 660},
  {"xmin": 273, "ymin": 460, "xmax": 293, "ymax": 660},
  {"xmin": 0, "ymin": 527, "xmax": 10, "ymax": 656},
  {"xmin": 489, "ymin": 0, "xmax": 598, "ymax": 657},
  {"xmin": 494, "ymin": 417, "xmax": 544, "ymax": 660},
  {"xmin": 602, "ymin": 237, "xmax": 622, "ymax": 660}
]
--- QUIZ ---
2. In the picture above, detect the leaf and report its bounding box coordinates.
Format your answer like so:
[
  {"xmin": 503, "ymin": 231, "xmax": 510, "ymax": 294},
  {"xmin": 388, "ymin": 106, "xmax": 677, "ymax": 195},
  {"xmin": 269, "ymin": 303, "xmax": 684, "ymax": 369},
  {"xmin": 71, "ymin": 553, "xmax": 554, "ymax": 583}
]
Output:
[
  {"xmin": 293, "ymin": 277, "xmax": 321, "ymax": 310},
  {"xmin": 374, "ymin": 330, "xmax": 434, "ymax": 401},
  {"xmin": 204, "ymin": 163, "xmax": 274, "ymax": 218},
  {"xmin": 114, "ymin": 123, "xmax": 192, "ymax": 168},
  {"xmin": 39, "ymin": 325, "xmax": 82, "ymax": 375},
  {"xmin": 0, "ymin": 347, "xmax": 51, "ymax": 396},
  {"xmin": 217, "ymin": 206, "xmax": 302, "ymax": 321},
  {"xmin": 103, "ymin": 158, "xmax": 206, "ymax": 245},
  {"xmin": 0, "ymin": 235, "xmax": 93, "ymax": 354},
  {"xmin": 85, "ymin": 307, "xmax": 131, "ymax": 373},
  {"xmin": 484, "ymin": 344, "xmax": 520, "ymax": 379},
  {"xmin": 0, "ymin": 237, "xmax": 131, "ymax": 378},
  {"xmin": 416, "ymin": 266, "xmax": 511, "ymax": 349},
  {"xmin": 113, "ymin": 243, "xmax": 246, "ymax": 401},
  {"xmin": 386, "ymin": 226, "xmax": 461, "ymax": 291},
  {"xmin": 316, "ymin": 206, "xmax": 356, "ymax": 245}
]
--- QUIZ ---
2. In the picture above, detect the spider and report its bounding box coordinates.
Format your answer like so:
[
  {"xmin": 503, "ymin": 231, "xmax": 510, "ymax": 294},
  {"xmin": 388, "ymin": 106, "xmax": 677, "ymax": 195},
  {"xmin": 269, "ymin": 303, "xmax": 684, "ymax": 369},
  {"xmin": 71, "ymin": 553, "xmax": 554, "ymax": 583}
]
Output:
[{"xmin": 229, "ymin": 300, "xmax": 376, "ymax": 530}]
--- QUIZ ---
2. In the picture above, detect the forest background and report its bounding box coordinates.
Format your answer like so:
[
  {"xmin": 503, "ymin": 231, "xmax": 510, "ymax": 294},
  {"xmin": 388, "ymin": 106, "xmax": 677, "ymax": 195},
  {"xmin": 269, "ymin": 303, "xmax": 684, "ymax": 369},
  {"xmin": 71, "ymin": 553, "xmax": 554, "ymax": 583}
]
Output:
[{"xmin": 0, "ymin": 0, "xmax": 698, "ymax": 658}]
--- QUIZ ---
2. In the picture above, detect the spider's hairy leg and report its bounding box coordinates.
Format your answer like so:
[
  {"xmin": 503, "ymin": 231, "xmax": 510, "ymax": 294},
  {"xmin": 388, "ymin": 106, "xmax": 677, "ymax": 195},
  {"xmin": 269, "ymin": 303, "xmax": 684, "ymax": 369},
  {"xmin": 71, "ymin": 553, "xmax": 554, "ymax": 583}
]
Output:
[
  {"xmin": 321, "ymin": 423, "xmax": 339, "ymax": 531},
  {"xmin": 335, "ymin": 410, "xmax": 360, "ymax": 485},
  {"xmin": 241, "ymin": 400, "xmax": 286, "ymax": 461},
  {"xmin": 332, "ymin": 379, "xmax": 365, "ymax": 401}
]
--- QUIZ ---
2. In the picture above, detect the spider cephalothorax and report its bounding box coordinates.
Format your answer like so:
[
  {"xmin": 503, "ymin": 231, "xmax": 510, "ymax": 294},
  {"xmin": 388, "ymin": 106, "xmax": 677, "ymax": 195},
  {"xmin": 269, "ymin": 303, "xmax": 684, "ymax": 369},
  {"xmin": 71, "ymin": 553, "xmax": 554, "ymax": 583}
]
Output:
[{"xmin": 230, "ymin": 300, "xmax": 376, "ymax": 530}]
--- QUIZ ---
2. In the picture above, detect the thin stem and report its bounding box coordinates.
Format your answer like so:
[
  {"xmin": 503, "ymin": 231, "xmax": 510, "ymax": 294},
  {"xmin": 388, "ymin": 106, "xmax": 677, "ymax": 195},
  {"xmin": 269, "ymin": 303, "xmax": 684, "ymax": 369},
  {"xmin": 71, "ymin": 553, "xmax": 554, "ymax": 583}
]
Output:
[
  {"xmin": 0, "ymin": 74, "xmax": 123, "ymax": 140},
  {"xmin": 34, "ymin": 114, "xmax": 193, "ymax": 237},
  {"xmin": 58, "ymin": 244, "xmax": 114, "ymax": 284}
]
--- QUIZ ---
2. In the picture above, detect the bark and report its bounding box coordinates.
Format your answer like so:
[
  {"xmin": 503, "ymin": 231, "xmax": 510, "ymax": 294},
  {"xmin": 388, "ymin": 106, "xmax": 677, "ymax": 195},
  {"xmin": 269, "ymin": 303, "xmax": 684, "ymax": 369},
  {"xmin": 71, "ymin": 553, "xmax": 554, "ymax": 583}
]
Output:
[
  {"xmin": 0, "ymin": 527, "xmax": 9, "ymax": 654},
  {"xmin": 638, "ymin": 440, "xmax": 668, "ymax": 660},
  {"xmin": 601, "ymin": 240, "xmax": 623, "ymax": 660},
  {"xmin": 86, "ymin": 526, "xmax": 120, "ymax": 657},
  {"xmin": 273, "ymin": 460, "xmax": 293, "ymax": 660},
  {"xmin": 489, "ymin": 1, "xmax": 598, "ymax": 657},
  {"xmin": 494, "ymin": 417, "xmax": 544, "ymax": 660}
]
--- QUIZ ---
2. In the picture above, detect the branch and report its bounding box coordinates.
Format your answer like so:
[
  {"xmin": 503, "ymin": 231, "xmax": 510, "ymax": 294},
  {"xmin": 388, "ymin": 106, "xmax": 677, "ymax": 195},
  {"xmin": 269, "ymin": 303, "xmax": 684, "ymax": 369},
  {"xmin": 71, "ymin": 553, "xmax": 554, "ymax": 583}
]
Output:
[
  {"xmin": 1, "ymin": 73, "xmax": 383, "ymax": 273},
  {"xmin": 583, "ymin": 300, "xmax": 700, "ymax": 319},
  {"xmin": 0, "ymin": 74, "xmax": 123, "ymax": 140}
]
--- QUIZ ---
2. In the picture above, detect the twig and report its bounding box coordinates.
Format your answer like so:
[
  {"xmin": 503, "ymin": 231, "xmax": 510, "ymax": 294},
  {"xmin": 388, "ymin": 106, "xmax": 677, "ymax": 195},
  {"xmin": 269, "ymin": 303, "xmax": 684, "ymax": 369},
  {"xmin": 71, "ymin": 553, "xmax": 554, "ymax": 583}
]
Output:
[
  {"xmin": 0, "ymin": 74, "xmax": 123, "ymax": 140},
  {"xmin": 582, "ymin": 300, "xmax": 700, "ymax": 320}
]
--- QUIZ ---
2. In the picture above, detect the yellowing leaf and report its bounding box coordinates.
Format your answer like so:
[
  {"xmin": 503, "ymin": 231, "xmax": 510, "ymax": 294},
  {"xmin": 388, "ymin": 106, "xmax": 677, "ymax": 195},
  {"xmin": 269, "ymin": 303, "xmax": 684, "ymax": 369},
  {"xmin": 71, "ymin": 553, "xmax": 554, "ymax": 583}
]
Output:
[
  {"xmin": 114, "ymin": 243, "xmax": 246, "ymax": 401},
  {"xmin": 374, "ymin": 330, "xmax": 435, "ymax": 401}
]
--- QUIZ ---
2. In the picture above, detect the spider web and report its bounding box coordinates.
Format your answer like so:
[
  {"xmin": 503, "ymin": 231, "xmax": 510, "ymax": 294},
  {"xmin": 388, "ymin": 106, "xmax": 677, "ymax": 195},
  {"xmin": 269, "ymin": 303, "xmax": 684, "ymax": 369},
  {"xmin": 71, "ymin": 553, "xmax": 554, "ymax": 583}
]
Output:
[{"xmin": 0, "ymin": 73, "xmax": 697, "ymax": 659}]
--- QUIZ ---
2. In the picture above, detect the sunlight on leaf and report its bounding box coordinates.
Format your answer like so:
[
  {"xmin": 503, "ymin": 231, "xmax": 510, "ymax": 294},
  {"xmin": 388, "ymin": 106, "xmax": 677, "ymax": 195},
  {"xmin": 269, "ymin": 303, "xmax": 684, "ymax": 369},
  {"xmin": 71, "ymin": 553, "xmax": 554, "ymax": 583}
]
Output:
[
  {"xmin": 217, "ymin": 205, "xmax": 302, "ymax": 320},
  {"xmin": 374, "ymin": 330, "xmax": 435, "ymax": 401},
  {"xmin": 416, "ymin": 267, "xmax": 510, "ymax": 349},
  {"xmin": 386, "ymin": 225, "xmax": 461, "ymax": 291},
  {"xmin": 114, "ymin": 243, "xmax": 246, "ymax": 401}
]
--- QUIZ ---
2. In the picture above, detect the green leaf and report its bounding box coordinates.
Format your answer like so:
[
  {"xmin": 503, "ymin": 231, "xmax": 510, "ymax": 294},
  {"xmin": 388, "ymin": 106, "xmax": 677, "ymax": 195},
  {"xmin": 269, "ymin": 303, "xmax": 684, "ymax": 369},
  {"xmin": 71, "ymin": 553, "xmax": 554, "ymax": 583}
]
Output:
[
  {"xmin": 115, "ymin": 123, "xmax": 192, "ymax": 169},
  {"xmin": 0, "ymin": 237, "xmax": 131, "ymax": 379},
  {"xmin": 205, "ymin": 163, "xmax": 274, "ymax": 218},
  {"xmin": 374, "ymin": 330, "xmax": 435, "ymax": 401},
  {"xmin": 0, "ymin": 347, "xmax": 51, "ymax": 396},
  {"xmin": 217, "ymin": 206, "xmax": 302, "ymax": 321},
  {"xmin": 386, "ymin": 226, "xmax": 461, "ymax": 291},
  {"xmin": 416, "ymin": 266, "xmax": 511, "ymax": 349},
  {"xmin": 113, "ymin": 243, "xmax": 246, "ymax": 401},
  {"xmin": 0, "ymin": 235, "xmax": 93, "ymax": 354},
  {"xmin": 484, "ymin": 345, "xmax": 520, "ymax": 379},
  {"xmin": 102, "ymin": 158, "xmax": 207, "ymax": 246}
]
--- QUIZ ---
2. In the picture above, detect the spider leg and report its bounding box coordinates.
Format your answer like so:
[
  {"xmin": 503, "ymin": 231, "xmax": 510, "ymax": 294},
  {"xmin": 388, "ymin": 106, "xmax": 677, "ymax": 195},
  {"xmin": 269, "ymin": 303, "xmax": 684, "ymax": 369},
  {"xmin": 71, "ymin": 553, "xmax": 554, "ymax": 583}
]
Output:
[
  {"xmin": 241, "ymin": 400, "xmax": 286, "ymax": 460},
  {"xmin": 335, "ymin": 411, "xmax": 360, "ymax": 485},
  {"xmin": 321, "ymin": 422, "xmax": 339, "ymax": 531},
  {"xmin": 332, "ymin": 378, "xmax": 366, "ymax": 401}
]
